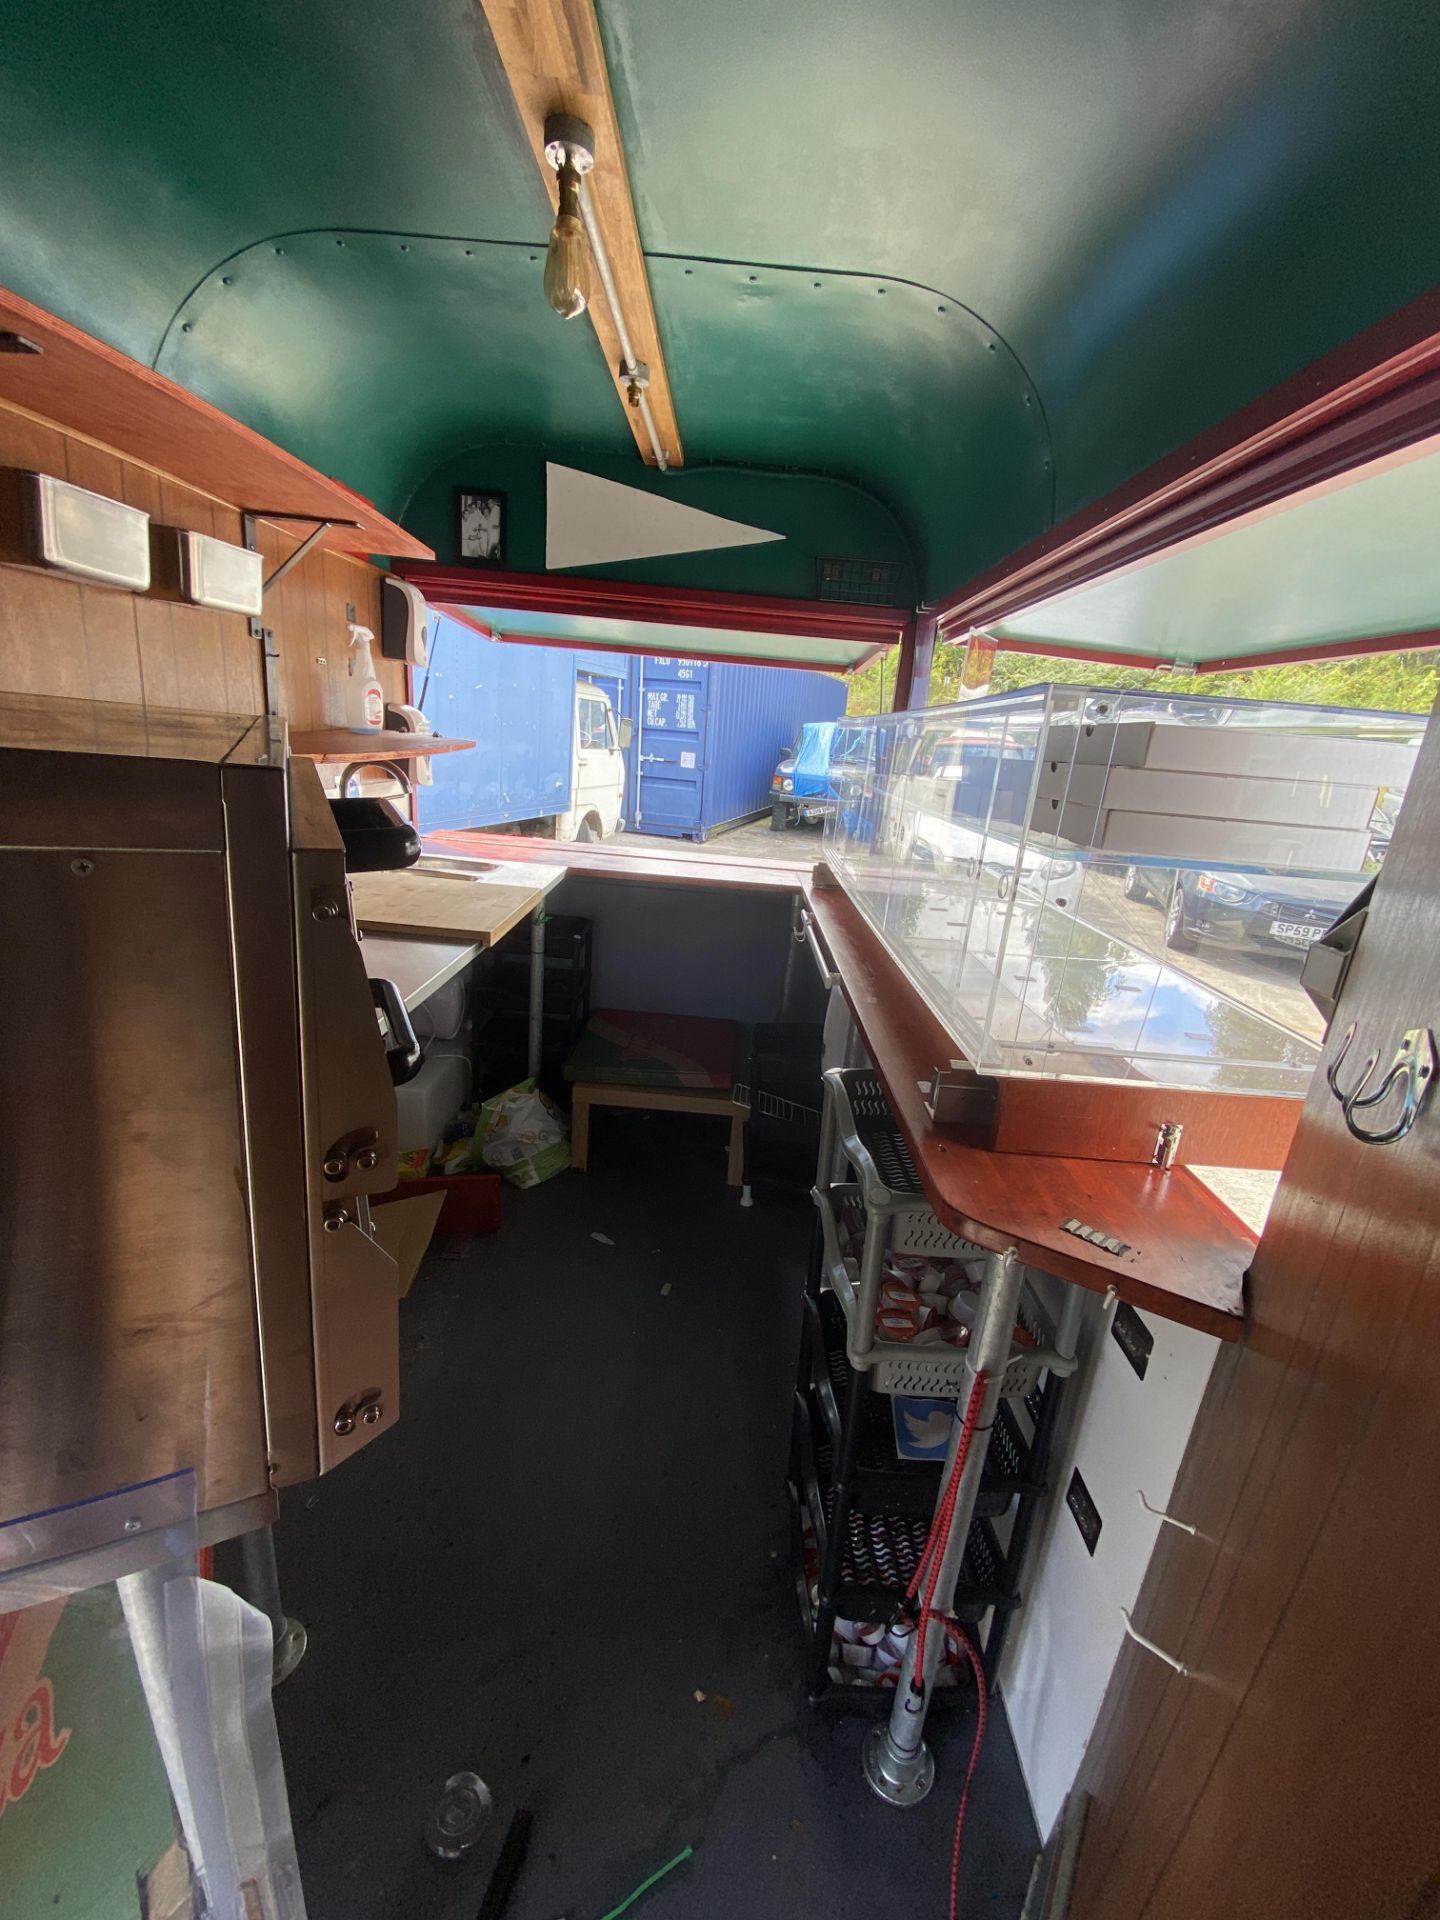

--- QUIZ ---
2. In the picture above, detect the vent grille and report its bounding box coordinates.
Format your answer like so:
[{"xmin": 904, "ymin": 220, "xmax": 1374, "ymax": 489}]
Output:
[{"xmin": 816, "ymin": 557, "xmax": 906, "ymax": 606}]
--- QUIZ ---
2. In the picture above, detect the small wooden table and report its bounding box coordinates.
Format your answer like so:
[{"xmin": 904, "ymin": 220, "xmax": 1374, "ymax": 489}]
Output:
[{"xmin": 569, "ymin": 1082, "xmax": 747, "ymax": 1186}]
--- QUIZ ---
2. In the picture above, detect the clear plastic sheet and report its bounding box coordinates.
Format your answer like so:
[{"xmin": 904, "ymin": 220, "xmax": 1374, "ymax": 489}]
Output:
[{"xmin": 0, "ymin": 1474, "xmax": 306, "ymax": 1920}]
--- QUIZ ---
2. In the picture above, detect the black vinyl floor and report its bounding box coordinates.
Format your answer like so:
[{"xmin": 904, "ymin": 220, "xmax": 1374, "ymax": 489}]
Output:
[{"xmin": 272, "ymin": 1110, "xmax": 1039, "ymax": 1920}]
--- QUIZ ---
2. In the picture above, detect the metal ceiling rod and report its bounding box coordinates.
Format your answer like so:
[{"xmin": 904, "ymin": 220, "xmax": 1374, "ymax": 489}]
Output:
[{"xmin": 576, "ymin": 176, "xmax": 669, "ymax": 472}]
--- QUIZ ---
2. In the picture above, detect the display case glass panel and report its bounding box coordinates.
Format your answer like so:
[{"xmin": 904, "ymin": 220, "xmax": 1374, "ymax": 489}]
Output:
[{"xmin": 824, "ymin": 686, "xmax": 1422, "ymax": 1095}]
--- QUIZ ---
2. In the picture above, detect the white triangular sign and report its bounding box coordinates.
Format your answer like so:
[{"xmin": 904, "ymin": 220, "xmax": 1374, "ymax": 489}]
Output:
[{"xmin": 545, "ymin": 462, "xmax": 783, "ymax": 571}]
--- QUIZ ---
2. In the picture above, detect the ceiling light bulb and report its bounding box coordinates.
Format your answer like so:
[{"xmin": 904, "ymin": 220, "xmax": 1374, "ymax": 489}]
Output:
[
  {"xmin": 544, "ymin": 195, "xmax": 590, "ymax": 319},
  {"xmin": 541, "ymin": 114, "xmax": 596, "ymax": 321}
]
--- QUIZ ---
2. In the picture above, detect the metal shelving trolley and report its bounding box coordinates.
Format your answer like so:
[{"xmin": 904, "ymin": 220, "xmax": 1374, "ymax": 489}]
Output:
[{"xmin": 789, "ymin": 1065, "xmax": 1083, "ymax": 1801}]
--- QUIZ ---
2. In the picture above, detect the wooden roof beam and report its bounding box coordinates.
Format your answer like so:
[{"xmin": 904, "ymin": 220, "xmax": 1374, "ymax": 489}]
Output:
[{"xmin": 478, "ymin": 0, "xmax": 683, "ymax": 470}]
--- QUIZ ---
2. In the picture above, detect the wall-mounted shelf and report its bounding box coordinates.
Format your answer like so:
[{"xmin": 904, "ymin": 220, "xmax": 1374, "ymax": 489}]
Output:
[
  {"xmin": 0, "ymin": 284, "xmax": 433, "ymax": 563},
  {"xmin": 288, "ymin": 729, "xmax": 474, "ymax": 764}
]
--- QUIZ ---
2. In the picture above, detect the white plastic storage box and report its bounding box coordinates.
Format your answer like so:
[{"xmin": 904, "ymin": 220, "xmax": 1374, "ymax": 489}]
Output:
[
  {"xmin": 394, "ymin": 1046, "xmax": 471, "ymax": 1154},
  {"xmin": 824, "ymin": 685, "xmax": 1422, "ymax": 1096}
]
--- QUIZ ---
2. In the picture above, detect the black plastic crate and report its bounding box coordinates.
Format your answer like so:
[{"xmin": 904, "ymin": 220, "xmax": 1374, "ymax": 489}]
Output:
[
  {"xmin": 488, "ymin": 913, "xmax": 592, "ymax": 967},
  {"xmin": 795, "ymin": 1386, "xmax": 1010, "ymax": 1626},
  {"xmin": 744, "ymin": 1022, "xmax": 824, "ymax": 1191}
]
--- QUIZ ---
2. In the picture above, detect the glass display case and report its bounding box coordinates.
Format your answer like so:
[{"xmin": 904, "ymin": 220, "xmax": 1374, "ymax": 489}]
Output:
[{"xmin": 824, "ymin": 686, "xmax": 1422, "ymax": 1096}]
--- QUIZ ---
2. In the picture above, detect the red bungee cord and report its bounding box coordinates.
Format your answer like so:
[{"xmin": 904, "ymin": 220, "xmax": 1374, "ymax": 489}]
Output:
[{"xmin": 900, "ymin": 1367, "xmax": 991, "ymax": 1920}]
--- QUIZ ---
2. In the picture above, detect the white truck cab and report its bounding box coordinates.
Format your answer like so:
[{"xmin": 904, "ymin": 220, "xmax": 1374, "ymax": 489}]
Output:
[{"xmin": 560, "ymin": 680, "xmax": 628, "ymax": 842}]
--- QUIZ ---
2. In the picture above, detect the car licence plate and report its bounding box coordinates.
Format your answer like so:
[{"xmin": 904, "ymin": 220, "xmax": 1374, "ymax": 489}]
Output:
[{"xmin": 1272, "ymin": 919, "xmax": 1324, "ymax": 944}]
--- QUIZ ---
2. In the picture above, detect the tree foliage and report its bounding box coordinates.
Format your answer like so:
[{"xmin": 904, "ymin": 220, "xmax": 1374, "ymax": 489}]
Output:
[{"xmin": 846, "ymin": 643, "xmax": 1438, "ymax": 719}]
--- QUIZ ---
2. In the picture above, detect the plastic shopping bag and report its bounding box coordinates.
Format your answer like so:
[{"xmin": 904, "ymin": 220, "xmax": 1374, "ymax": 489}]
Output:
[{"xmin": 475, "ymin": 1078, "xmax": 570, "ymax": 1188}]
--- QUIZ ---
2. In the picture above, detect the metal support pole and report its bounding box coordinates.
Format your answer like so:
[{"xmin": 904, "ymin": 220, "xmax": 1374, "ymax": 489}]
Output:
[
  {"xmin": 527, "ymin": 907, "xmax": 547, "ymax": 1080},
  {"xmin": 863, "ymin": 1245, "xmax": 1024, "ymax": 1807},
  {"xmin": 577, "ymin": 177, "xmax": 669, "ymax": 471},
  {"xmin": 237, "ymin": 1526, "xmax": 307, "ymax": 1685}
]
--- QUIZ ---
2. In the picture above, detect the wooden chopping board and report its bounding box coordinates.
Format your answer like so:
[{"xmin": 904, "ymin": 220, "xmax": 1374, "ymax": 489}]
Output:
[{"xmin": 349, "ymin": 864, "xmax": 553, "ymax": 946}]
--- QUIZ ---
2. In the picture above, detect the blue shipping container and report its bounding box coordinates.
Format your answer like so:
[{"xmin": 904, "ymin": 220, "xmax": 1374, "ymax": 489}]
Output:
[{"xmin": 624, "ymin": 657, "xmax": 847, "ymax": 840}]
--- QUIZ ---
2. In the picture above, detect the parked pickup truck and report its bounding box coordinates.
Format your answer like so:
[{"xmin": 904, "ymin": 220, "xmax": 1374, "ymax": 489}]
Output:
[{"xmin": 770, "ymin": 720, "xmax": 864, "ymax": 830}]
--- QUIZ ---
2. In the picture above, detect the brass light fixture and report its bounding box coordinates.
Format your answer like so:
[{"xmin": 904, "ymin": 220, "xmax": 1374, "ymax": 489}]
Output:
[{"xmin": 542, "ymin": 113, "xmax": 595, "ymax": 320}]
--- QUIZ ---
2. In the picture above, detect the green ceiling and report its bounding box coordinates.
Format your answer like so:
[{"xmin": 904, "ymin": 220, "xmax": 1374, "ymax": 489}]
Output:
[
  {"xmin": 2, "ymin": 0, "xmax": 1438, "ymax": 618},
  {"xmin": 159, "ymin": 240, "xmax": 1047, "ymax": 596}
]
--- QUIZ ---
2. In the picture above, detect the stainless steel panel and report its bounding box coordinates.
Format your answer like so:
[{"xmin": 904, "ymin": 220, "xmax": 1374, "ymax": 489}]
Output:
[
  {"xmin": 293, "ymin": 839, "xmax": 400, "ymax": 1472},
  {"xmin": 290, "ymin": 762, "xmax": 399, "ymax": 1203},
  {"xmin": 0, "ymin": 748, "xmax": 223, "ymax": 849},
  {"xmin": 0, "ymin": 840, "xmax": 269, "ymax": 1527},
  {"xmin": 311, "ymin": 1207, "xmax": 401, "ymax": 1472},
  {"xmin": 222, "ymin": 762, "xmax": 319, "ymax": 1487},
  {"xmin": 289, "ymin": 759, "xmax": 400, "ymax": 1473}
]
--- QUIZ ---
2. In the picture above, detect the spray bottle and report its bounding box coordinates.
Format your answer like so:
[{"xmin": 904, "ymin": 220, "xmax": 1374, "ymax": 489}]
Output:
[{"xmin": 346, "ymin": 622, "xmax": 384, "ymax": 731}]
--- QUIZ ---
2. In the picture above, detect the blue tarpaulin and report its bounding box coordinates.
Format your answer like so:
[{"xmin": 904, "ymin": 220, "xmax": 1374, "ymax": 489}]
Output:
[{"xmin": 791, "ymin": 720, "xmax": 840, "ymax": 796}]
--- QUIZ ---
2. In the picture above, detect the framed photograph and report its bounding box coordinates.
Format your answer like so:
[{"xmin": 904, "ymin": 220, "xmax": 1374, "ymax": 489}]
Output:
[{"xmin": 455, "ymin": 488, "xmax": 507, "ymax": 567}]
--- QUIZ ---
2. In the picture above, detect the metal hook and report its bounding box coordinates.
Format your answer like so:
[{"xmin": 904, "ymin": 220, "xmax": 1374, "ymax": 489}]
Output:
[
  {"xmin": 1340, "ymin": 1028, "xmax": 1437, "ymax": 1146},
  {"xmin": 1137, "ymin": 1490, "xmax": 1197, "ymax": 1535},
  {"xmin": 1325, "ymin": 1022, "xmax": 1378, "ymax": 1107},
  {"xmin": 1120, "ymin": 1607, "xmax": 1190, "ymax": 1677}
]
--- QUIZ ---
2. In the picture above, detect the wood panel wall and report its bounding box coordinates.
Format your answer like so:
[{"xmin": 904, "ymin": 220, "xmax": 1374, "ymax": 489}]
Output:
[
  {"xmin": 1069, "ymin": 691, "xmax": 1440, "ymax": 1920},
  {"xmin": 0, "ymin": 401, "xmax": 404, "ymax": 729}
]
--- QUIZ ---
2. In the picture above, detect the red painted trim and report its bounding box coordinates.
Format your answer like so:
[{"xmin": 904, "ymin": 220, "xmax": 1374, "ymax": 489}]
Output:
[
  {"xmin": 977, "ymin": 631, "xmax": 1171, "ymax": 672},
  {"xmin": 0, "ymin": 283, "xmax": 433, "ymax": 561},
  {"xmin": 934, "ymin": 292, "xmax": 1440, "ymax": 640},
  {"xmin": 1194, "ymin": 627, "xmax": 1440, "ymax": 675},
  {"xmin": 395, "ymin": 562, "xmax": 906, "ymax": 645},
  {"xmin": 434, "ymin": 620, "xmax": 860, "ymax": 675},
  {"xmin": 890, "ymin": 614, "xmax": 918, "ymax": 710}
]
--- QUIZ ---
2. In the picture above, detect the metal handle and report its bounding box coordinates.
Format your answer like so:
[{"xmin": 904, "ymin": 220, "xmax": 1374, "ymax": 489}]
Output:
[
  {"xmin": 801, "ymin": 909, "xmax": 840, "ymax": 989},
  {"xmin": 1120, "ymin": 1607, "xmax": 1190, "ymax": 1676},
  {"xmin": 1326, "ymin": 1021, "xmax": 1436, "ymax": 1145},
  {"xmin": 370, "ymin": 976, "xmax": 423, "ymax": 1085}
]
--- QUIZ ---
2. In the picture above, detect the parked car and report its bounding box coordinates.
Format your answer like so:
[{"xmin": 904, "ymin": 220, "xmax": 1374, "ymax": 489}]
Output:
[
  {"xmin": 1121, "ymin": 864, "xmax": 1360, "ymax": 958},
  {"xmin": 770, "ymin": 720, "xmax": 866, "ymax": 829}
]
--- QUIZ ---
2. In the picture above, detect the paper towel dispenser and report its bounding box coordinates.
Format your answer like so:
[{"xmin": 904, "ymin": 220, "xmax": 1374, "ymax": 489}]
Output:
[{"xmin": 381, "ymin": 574, "xmax": 430, "ymax": 667}]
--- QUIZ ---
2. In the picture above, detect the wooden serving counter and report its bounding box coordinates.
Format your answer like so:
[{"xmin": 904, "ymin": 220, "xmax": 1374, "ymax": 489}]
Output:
[
  {"xmin": 805, "ymin": 881, "xmax": 1252, "ymax": 1340},
  {"xmin": 418, "ymin": 831, "xmax": 1256, "ymax": 1337}
]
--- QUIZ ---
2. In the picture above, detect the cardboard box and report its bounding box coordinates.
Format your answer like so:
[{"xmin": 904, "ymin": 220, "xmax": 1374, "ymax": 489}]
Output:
[
  {"xmin": 1139, "ymin": 726, "xmax": 1415, "ymax": 785},
  {"xmin": 1091, "ymin": 811, "xmax": 1371, "ymax": 868},
  {"xmin": 1044, "ymin": 720, "xmax": 1152, "ymax": 769},
  {"xmin": 375, "ymin": 1172, "xmax": 502, "ymax": 1236},
  {"xmin": 371, "ymin": 1192, "xmax": 446, "ymax": 1297},
  {"xmin": 1045, "ymin": 718, "xmax": 1416, "ymax": 787},
  {"xmin": 1034, "ymin": 760, "xmax": 1109, "ymax": 805},
  {"xmin": 1101, "ymin": 767, "xmax": 1379, "ymax": 830}
]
